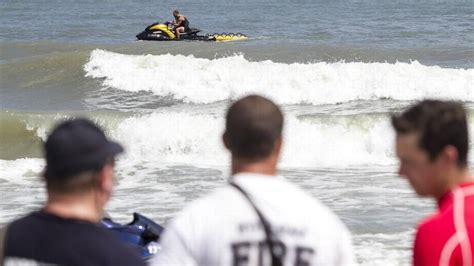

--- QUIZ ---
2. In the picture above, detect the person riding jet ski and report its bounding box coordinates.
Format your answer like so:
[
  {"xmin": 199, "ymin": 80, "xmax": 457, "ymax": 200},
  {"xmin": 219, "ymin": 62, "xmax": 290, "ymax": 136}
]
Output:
[
  {"xmin": 135, "ymin": 16, "xmax": 248, "ymax": 42},
  {"xmin": 171, "ymin": 10, "xmax": 190, "ymax": 39}
]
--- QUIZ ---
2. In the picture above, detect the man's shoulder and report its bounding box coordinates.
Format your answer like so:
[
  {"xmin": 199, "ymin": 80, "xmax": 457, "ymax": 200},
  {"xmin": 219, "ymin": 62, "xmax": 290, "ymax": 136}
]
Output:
[
  {"xmin": 169, "ymin": 176, "xmax": 347, "ymax": 226},
  {"xmin": 179, "ymin": 179, "xmax": 321, "ymax": 212},
  {"xmin": 5, "ymin": 212, "xmax": 145, "ymax": 265},
  {"xmin": 162, "ymin": 185, "xmax": 238, "ymax": 243},
  {"xmin": 415, "ymin": 207, "xmax": 455, "ymax": 251},
  {"xmin": 176, "ymin": 185, "xmax": 236, "ymax": 215},
  {"xmin": 417, "ymin": 204, "xmax": 454, "ymax": 232},
  {"xmin": 416, "ymin": 214, "xmax": 440, "ymax": 240},
  {"xmin": 273, "ymin": 177, "xmax": 338, "ymax": 213},
  {"xmin": 7, "ymin": 212, "xmax": 42, "ymax": 232},
  {"xmin": 416, "ymin": 187, "xmax": 474, "ymax": 238},
  {"xmin": 416, "ymin": 212, "xmax": 445, "ymax": 239},
  {"xmin": 184, "ymin": 177, "xmax": 338, "ymax": 217}
]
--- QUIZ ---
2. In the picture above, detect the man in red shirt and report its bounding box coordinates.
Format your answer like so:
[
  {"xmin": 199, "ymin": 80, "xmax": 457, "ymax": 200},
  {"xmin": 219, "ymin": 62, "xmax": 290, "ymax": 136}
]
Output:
[{"xmin": 392, "ymin": 100, "xmax": 473, "ymax": 266}]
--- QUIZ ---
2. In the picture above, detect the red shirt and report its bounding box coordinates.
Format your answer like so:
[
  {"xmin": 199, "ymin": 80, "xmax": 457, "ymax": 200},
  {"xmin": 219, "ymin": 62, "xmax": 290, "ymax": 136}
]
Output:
[{"xmin": 414, "ymin": 182, "xmax": 474, "ymax": 266}]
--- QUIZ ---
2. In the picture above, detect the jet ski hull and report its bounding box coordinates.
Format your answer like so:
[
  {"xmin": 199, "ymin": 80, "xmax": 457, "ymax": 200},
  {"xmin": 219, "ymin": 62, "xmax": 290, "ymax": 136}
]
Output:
[
  {"xmin": 101, "ymin": 212, "xmax": 163, "ymax": 260},
  {"xmin": 136, "ymin": 30, "xmax": 213, "ymax": 41}
]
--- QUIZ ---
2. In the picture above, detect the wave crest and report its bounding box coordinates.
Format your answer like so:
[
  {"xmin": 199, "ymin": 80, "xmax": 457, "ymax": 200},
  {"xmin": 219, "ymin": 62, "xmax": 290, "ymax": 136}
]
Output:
[{"xmin": 84, "ymin": 49, "xmax": 474, "ymax": 105}]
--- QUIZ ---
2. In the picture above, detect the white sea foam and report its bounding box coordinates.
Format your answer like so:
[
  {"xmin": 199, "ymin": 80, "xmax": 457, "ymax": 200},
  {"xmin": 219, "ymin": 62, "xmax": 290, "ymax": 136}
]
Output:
[
  {"xmin": 0, "ymin": 158, "xmax": 44, "ymax": 185},
  {"xmin": 354, "ymin": 232, "xmax": 413, "ymax": 266},
  {"xmin": 111, "ymin": 110, "xmax": 474, "ymax": 167},
  {"xmin": 84, "ymin": 49, "xmax": 474, "ymax": 105},
  {"xmin": 113, "ymin": 111, "xmax": 227, "ymax": 165},
  {"xmin": 110, "ymin": 111, "xmax": 396, "ymax": 167},
  {"xmin": 0, "ymin": 158, "xmax": 45, "ymax": 224},
  {"xmin": 16, "ymin": 109, "xmax": 474, "ymax": 168}
]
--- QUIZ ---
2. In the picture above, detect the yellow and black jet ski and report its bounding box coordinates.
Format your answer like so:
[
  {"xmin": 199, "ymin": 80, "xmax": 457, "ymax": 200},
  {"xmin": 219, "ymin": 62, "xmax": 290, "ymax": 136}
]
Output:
[{"xmin": 136, "ymin": 22, "xmax": 248, "ymax": 42}]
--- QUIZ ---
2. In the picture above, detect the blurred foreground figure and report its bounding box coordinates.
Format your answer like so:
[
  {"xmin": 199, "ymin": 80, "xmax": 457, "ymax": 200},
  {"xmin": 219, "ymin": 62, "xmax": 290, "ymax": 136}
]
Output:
[
  {"xmin": 151, "ymin": 95, "xmax": 354, "ymax": 266},
  {"xmin": 0, "ymin": 118, "xmax": 145, "ymax": 266},
  {"xmin": 392, "ymin": 100, "xmax": 473, "ymax": 266}
]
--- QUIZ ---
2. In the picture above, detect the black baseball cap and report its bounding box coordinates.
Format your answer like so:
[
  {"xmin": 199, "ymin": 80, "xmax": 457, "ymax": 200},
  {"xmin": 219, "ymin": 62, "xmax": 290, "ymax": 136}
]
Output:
[{"xmin": 44, "ymin": 118, "xmax": 124, "ymax": 181}]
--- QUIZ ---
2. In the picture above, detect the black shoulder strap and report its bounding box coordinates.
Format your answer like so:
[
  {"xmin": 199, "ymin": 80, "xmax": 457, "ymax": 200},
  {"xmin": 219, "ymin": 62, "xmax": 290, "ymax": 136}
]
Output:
[
  {"xmin": 230, "ymin": 182, "xmax": 282, "ymax": 266},
  {"xmin": 0, "ymin": 223, "xmax": 10, "ymax": 265}
]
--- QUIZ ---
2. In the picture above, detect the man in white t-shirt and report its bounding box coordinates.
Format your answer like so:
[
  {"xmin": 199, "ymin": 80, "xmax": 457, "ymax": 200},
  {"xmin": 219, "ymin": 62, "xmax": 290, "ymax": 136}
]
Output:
[{"xmin": 151, "ymin": 95, "xmax": 355, "ymax": 266}]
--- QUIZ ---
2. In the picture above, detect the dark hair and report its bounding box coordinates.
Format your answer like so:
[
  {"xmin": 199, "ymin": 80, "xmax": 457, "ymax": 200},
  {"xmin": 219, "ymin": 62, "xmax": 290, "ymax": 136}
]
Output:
[
  {"xmin": 391, "ymin": 100, "xmax": 468, "ymax": 167},
  {"xmin": 47, "ymin": 169, "xmax": 100, "ymax": 193},
  {"xmin": 224, "ymin": 95, "xmax": 283, "ymax": 160},
  {"xmin": 173, "ymin": 10, "xmax": 179, "ymax": 16}
]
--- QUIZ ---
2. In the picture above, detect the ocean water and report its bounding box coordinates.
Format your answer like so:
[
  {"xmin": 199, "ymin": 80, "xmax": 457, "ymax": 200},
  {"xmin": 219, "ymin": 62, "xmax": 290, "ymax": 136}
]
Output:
[{"xmin": 1, "ymin": 0, "xmax": 473, "ymax": 265}]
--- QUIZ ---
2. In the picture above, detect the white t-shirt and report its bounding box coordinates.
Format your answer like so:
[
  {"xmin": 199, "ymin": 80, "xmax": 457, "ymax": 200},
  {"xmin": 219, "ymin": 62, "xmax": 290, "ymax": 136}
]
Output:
[{"xmin": 151, "ymin": 173, "xmax": 355, "ymax": 266}]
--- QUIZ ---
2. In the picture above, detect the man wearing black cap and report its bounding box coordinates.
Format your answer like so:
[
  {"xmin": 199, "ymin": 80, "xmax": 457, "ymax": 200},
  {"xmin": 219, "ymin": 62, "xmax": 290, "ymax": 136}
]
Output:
[{"xmin": 0, "ymin": 118, "xmax": 145, "ymax": 266}]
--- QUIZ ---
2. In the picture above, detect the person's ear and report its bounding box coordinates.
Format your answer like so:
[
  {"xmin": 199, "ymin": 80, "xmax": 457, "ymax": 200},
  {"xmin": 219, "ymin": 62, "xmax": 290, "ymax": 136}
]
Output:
[
  {"xmin": 223, "ymin": 131, "xmax": 230, "ymax": 151},
  {"xmin": 441, "ymin": 145, "xmax": 459, "ymax": 166},
  {"xmin": 98, "ymin": 163, "xmax": 114, "ymax": 197},
  {"xmin": 273, "ymin": 136, "xmax": 283, "ymax": 156}
]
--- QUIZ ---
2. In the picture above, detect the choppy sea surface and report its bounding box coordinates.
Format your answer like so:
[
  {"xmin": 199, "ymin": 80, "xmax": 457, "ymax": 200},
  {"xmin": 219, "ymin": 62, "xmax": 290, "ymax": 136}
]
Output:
[{"xmin": 1, "ymin": 0, "xmax": 473, "ymax": 265}]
